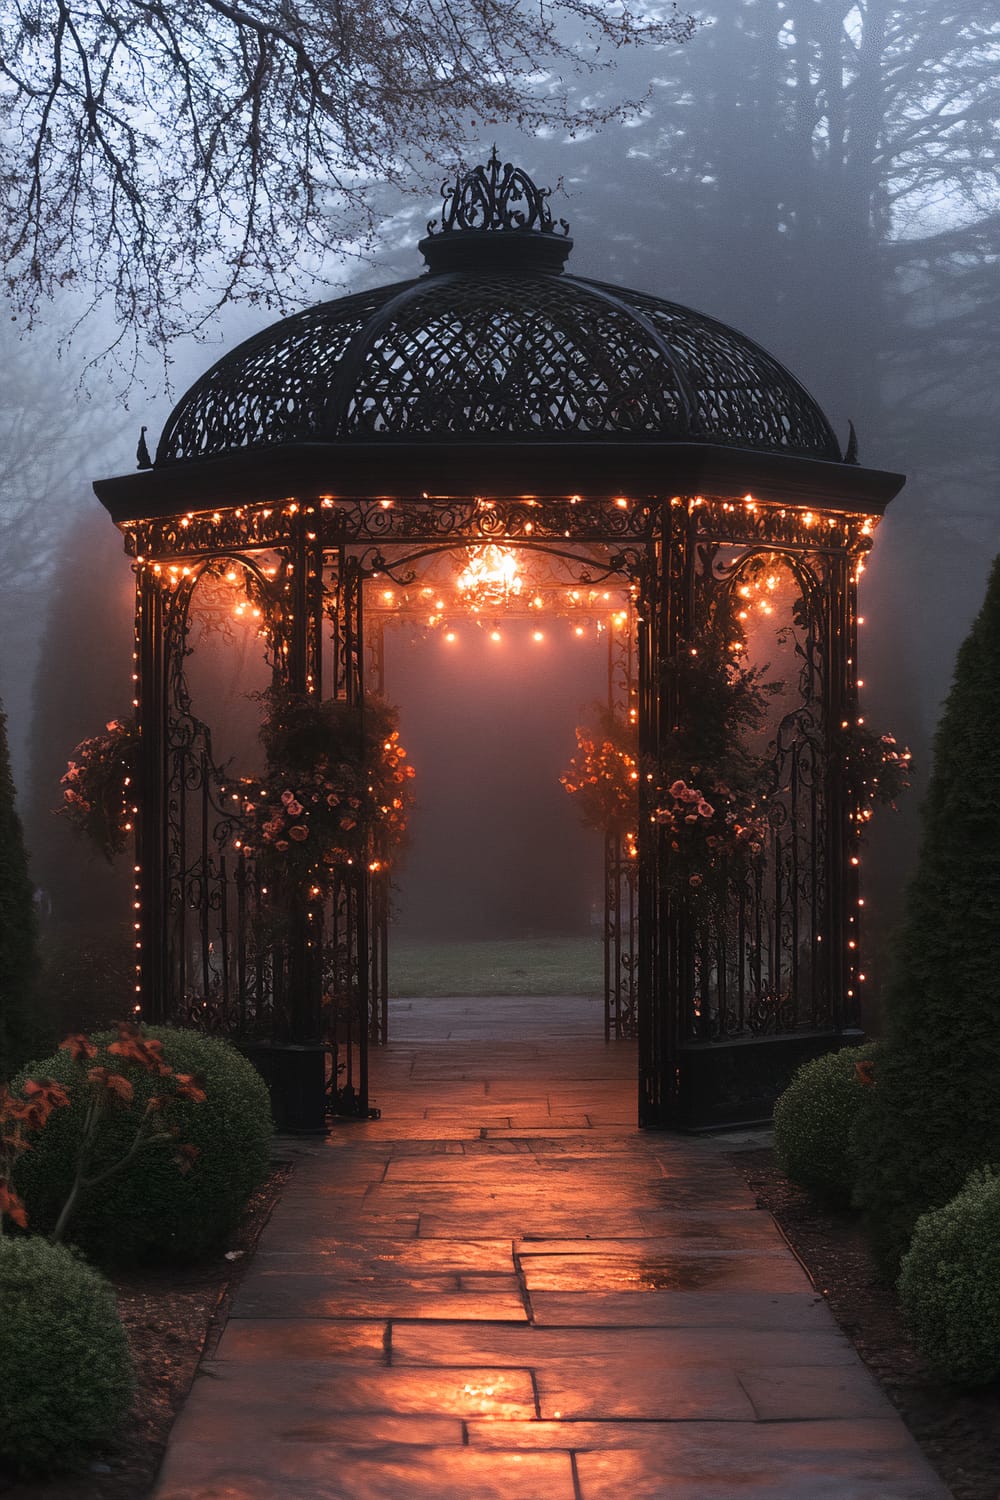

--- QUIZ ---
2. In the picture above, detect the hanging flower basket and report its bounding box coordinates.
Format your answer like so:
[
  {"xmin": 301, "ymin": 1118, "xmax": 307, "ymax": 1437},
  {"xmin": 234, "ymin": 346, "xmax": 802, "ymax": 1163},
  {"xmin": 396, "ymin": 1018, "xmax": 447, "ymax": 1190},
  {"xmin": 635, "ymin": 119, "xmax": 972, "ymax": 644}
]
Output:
[
  {"xmin": 560, "ymin": 704, "xmax": 639, "ymax": 856},
  {"xmin": 236, "ymin": 690, "xmax": 415, "ymax": 894},
  {"xmin": 59, "ymin": 719, "xmax": 138, "ymax": 861},
  {"xmin": 836, "ymin": 719, "xmax": 913, "ymax": 829}
]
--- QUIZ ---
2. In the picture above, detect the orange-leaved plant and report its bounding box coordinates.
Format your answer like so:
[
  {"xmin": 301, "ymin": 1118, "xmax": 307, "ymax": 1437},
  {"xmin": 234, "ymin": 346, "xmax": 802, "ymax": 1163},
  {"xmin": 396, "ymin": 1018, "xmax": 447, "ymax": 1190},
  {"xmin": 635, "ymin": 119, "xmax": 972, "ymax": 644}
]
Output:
[{"xmin": 0, "ymin": 1023, "xmax": 206, "ymax": 1242}]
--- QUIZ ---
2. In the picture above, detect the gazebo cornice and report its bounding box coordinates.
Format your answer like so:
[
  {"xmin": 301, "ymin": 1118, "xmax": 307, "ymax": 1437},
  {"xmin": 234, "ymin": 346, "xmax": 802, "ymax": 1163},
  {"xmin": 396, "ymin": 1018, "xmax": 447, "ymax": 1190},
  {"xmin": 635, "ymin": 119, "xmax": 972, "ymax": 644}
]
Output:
[{"xmin": 93, "ymin": 439, "xmax": 903, "ymax": 526}]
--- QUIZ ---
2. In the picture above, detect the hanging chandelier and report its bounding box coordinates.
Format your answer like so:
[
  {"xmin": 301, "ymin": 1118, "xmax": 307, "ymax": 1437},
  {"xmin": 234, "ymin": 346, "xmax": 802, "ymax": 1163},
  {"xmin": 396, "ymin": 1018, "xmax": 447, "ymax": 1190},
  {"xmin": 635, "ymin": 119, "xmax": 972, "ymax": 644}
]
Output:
[{"xmin": 453, "ymin": 545, "xmax": 524, "ymax": 613}]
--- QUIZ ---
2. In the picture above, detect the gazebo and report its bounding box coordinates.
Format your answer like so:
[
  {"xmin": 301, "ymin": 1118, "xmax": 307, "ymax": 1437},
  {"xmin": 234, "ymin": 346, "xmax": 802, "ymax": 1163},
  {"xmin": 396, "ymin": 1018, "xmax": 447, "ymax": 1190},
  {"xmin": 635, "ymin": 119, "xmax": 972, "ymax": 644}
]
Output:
[{"xmin": 94, "ymin": 152, "xmax": 904, "ymax": 1132}]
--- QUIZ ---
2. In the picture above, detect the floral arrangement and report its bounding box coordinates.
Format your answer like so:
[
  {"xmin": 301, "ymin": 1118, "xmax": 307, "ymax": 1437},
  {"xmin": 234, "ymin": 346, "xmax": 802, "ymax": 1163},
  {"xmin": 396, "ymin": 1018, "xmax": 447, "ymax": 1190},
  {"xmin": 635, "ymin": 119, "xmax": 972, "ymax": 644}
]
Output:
[
  {"xmin": 562, "ymin": 604, "xmax": 780, "ymax": 897},
  {"xmin": 0, "ymin": 1022, "xmax": 204, "ymax": 1242},
  {"xmin": 560, "ymin": 705, "xmax": 639, "ymax": 857},
  {"xmin": 653, "ymin": 774, "xmax": 768, "ymax": 892},
  {"xmin": 59, "ymin": 718, "xmax": 138, "ymax": 861},
  {"xmin": 837, "ymin": 719, "xmax": 913, "ymax": 827},
  {"xmin": 651, "ymin": 617, "xmax": 781, "ymax": 900},
  {"xmin": 237, "ymin": 690, "xmax": 415, "ymax": 893}
]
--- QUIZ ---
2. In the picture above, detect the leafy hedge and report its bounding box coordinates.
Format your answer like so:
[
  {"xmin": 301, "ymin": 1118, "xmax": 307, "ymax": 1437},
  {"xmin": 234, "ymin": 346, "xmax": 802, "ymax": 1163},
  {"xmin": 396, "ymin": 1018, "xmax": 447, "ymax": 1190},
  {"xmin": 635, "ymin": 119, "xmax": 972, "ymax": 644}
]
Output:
[
  {"xmin": 853, "ymin": 556, "xmax": 1000, "ymax": 1272},
  {"xmin": 772, "ymin": 1041, "xmax": 880, "ymax": 1207},
  {"xmin": 14, "ymin": 1027, "xmax": 272, "ymax": 1263},
  {"xmin": 0, "ymin": 1237, "xmax": 133, "ymax": 1472},
  {"xmin": 897, "ymin": 1167, "xmax": 1000, "ymax": 1386}
]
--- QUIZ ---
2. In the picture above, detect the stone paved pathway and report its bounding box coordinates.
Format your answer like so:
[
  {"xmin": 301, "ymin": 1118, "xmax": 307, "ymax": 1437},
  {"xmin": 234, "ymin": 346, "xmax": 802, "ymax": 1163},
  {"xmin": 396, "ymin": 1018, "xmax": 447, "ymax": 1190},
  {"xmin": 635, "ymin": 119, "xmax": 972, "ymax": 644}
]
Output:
[{"xmin": 153, "ymin": 997, "xmax": 950, "ymax": 1499}]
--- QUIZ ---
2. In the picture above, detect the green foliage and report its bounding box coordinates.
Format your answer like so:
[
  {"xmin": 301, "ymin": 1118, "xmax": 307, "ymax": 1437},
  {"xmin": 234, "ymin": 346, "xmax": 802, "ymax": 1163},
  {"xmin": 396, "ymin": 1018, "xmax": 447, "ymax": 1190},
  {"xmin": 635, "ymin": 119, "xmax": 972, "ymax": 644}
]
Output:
[
  {"xmin": 665, "ymin": 607, "xmax": 782, "ymax": 789},
  {"xmin": 0, "ymin": 1237, "xmax": 133, "ymax": 1472},
  {"xmin": 898, "ymin": 1168, "xmax": 1000, "ymax": 1386},
  {"xmin": 39, "ymin": 923, "xmax": 136, "ymax": 1037},
  {"xmin": 772, "ymin": 1042, "xmax": 881, "ymax": 1207},
  {"xmin": 854, "ymin": 556, "xmax": 1000, "ymax": 1273},
  {"xmin": 14, "ymin": 1028, "xmax": 272, "ymax": 1263},
  {"xmin": 0, "ymin": 698, "xmax": 40, "ymax": 1080}
]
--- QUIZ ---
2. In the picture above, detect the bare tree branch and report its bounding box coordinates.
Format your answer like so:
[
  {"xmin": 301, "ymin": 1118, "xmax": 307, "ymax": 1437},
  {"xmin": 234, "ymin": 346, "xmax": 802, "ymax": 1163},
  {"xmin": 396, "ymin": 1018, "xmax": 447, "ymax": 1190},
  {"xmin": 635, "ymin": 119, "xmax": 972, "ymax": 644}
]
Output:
[{"xmin": 0, "ymin": 0, "xmax": 695, "ymax": 359}]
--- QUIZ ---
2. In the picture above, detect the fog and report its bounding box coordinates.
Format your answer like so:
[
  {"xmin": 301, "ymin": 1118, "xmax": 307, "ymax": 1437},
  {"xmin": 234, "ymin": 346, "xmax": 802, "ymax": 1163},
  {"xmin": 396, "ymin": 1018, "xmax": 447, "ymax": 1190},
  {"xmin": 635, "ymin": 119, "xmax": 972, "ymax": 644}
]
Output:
[
  {"xmin": 2, "ymin": 3, "xmax": 998, "ymax": 999},
  {"xmin": 385, "ymin": 621, "xmax": 606, "ymax": 939}
]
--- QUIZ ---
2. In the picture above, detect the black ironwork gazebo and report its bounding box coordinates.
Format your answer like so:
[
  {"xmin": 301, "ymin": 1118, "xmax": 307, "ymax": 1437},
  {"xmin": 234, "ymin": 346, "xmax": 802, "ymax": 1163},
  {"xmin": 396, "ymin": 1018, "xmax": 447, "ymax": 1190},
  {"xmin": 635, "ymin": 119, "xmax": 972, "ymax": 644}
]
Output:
[{"xmin": 95, "ymin": 153, "xmax": 904, "ymax": 1131}]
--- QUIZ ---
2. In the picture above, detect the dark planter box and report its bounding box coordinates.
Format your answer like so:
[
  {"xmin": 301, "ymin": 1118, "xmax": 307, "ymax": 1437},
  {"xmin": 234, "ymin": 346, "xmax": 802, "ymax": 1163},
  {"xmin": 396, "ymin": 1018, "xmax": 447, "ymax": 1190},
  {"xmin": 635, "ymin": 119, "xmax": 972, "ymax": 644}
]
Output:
[
  {"xmin": 677, "ymin": 1028, "xmax": 865, "ymax": 1131},
  {"xmin": 239, "ymin": 1042, "xmax": 328, "ymax": 1134}
]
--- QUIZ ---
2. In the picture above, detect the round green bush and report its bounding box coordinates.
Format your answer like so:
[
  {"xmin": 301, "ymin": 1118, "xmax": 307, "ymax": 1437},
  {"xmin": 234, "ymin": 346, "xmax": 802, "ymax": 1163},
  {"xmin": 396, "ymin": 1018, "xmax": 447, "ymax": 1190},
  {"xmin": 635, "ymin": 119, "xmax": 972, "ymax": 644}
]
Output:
[
  {"xmin": 772, "ymin": 1041, "xmax": 881, "ymax": 1206},
  {"xmin": 13, "ymin": 1026, "xmax": 273, "ymax": 1263},
  {"xmin": 0, "ymin": 1237, "xmax": 133, "ymax": 1472},
  {"xmin": 897, "ymin": 1167, "xmax": 1000, "ymax": 1385}
]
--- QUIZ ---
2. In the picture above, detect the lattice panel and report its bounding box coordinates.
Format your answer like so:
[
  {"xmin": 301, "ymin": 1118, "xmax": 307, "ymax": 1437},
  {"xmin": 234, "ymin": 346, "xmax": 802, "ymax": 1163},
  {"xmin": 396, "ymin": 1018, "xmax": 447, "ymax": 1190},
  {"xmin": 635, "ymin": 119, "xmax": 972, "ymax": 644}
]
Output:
[
  {"xmin": 342, "ymin": 275, "xmax": 687, "ymax": 436},
  {"xmin": 156, "ymin": 285, "xmax": 410, "ymax": 464},
  {"xmin": 617, "ymin": 284, "xmax": 841, "ymax": 460},
  {"xmin": 155, "ymin": 268, "xmax": 842, "ymax": 465}
]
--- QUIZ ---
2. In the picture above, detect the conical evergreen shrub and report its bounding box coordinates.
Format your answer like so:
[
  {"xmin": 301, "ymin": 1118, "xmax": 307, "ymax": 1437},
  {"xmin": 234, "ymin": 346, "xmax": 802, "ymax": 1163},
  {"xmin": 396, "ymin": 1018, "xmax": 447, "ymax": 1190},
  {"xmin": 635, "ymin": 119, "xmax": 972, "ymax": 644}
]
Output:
[
  {"xmin": 0, "ymin": 697, "xmax": 40, "ymax": 1078},
  {"xmin": 854, "ymin": 555, "xmax": 1000, "ymax": 1272}
]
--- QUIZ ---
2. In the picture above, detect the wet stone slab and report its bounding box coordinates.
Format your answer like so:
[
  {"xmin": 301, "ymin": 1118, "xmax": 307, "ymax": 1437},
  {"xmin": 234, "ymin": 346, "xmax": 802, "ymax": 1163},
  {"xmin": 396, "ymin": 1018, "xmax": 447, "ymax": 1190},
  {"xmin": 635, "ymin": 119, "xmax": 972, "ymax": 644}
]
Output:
[
  {"xmin": 513, "ymin": 1217, "xmax": 788, "ymax": 1251},
  {"xmin": 169, "ymin": 1361, "xmax": 538, "ymax": 1435},
  {"xmin": 518, "ymin": 1248, "xmax": 811, "ymax": 1293},
  {"xmin": 235, "ymin": 1272, "xmax": 527, "ymax": 1322},
  {"xmin": 417, "ymin": 1212, "xmax": 651, "ymax": 1239},
  {"xmin": 573, "ymin": 1428, "xmax": 949, "ymax": 1500},
  {"xmin": 389, "ymin": 1322, "xmax": 858, "ymax": 1370},
  {"xmin": 155, "ymin": 1444, "xmax": 577, "ymax": 1500},
  {"xmin": 215, "ymin": 1318, "xmax": 388, "ymax": 1363},
  {"xmin": 254, "ymin": 1239, "xmax": 517, "ymax": 1275},
  {"xmin": 529, "ymin": 1289, "xmax": 828, "ymax": 1327},
  {"xmin": 463, "ymin": 1421, "xmax": 948, "ymax": 1500},
  {"xmin": 736, "ymin": 1362, "xmax": 892, "ymax": 1420}
]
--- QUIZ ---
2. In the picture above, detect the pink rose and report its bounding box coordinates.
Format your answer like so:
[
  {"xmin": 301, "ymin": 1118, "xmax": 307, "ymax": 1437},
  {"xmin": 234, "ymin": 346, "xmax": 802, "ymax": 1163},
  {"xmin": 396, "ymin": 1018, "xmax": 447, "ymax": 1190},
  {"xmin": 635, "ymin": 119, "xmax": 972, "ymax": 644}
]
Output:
[
  {"xmin": 668, "ymin": 779, "xmax": 687, "ymax": 798},
  {"xmin": 697, "ymin": 801, "xmax": 714, "ymax": 818},
  {"xmin": 289, "ymin": 825, "xmax": 308, "ymax": 842}
]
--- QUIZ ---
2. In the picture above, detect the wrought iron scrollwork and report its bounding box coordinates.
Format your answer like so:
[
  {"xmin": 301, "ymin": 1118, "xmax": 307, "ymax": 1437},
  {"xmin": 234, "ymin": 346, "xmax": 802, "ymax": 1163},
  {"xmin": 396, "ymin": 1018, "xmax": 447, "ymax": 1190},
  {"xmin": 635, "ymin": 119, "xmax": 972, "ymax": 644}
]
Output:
[
  {"xmin": 428, "ymin": 148, "xmax": 570, "ymax": 240},
  {"xmin": 678, "ymin": 545, "xmax": 837, "ymax": 1047}
]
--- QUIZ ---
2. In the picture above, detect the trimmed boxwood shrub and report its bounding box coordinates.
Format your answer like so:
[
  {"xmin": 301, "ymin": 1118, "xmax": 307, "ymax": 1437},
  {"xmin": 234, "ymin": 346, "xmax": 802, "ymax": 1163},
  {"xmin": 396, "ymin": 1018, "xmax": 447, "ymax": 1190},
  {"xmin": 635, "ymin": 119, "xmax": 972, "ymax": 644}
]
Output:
[
  {"xmin": 0, "ymin": 1237, "xmax": 133, "ymax": 1473},
  {"xmin": 14, "ymin": 1027, "xmax": 273, "ymax": 1263},
  {"xmin": 772, "ymin": 1041, "xmax": 881, "ymax": 1207},
  {"xmin": 897, "ymin": 1167, "xmax": 1000, "ymax": 1386}
]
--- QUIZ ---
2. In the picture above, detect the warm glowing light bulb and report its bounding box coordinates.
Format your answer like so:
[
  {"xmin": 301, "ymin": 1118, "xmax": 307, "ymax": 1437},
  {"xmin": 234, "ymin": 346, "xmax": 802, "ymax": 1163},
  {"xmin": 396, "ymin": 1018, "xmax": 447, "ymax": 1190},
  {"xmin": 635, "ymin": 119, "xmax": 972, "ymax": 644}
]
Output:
[
  {"xmin": 490, "ymin": 629, "xmax": 502, "ymax": 642},
  {"xmin": 445, "ymin": 631, "xmax": 457, "ymax": 643},
  {"xmin": 533, "ymin": 630, "xmax": 544, "ymax": 642}
]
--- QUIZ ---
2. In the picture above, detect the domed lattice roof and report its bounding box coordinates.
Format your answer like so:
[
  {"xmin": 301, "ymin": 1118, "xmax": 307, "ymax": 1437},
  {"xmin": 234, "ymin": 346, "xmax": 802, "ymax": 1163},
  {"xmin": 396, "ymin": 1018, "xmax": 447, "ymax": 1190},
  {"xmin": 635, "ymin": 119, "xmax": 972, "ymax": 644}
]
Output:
[{"xmin": 154, "ymin": 154, "xmax": 842, "ymax": 468}]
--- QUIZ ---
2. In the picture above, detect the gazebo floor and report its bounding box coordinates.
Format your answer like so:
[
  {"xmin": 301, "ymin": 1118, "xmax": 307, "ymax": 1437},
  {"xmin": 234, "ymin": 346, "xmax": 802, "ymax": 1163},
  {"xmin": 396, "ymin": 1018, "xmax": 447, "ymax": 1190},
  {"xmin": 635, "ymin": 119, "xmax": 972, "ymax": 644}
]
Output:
[{"xmin": 152, "ymin": 996, "xmax": 947, "ymax": 1499}]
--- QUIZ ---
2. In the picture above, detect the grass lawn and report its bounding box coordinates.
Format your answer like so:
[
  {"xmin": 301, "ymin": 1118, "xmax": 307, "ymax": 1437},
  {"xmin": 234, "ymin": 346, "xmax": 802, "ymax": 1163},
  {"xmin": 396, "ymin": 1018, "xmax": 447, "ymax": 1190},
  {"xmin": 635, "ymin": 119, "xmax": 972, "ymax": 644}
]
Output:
[{"xmin": 388, "ymin": 934, "xmax": 604, "ymax": 996}]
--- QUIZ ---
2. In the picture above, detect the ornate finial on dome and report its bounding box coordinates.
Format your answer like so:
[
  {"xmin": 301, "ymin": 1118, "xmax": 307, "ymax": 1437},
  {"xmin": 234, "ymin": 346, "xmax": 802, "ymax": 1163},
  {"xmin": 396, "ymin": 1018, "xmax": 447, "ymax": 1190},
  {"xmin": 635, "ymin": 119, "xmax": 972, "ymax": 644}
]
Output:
[{"xmin": 419, "ymin": 147, "xmax": 573, "ymax": 274}]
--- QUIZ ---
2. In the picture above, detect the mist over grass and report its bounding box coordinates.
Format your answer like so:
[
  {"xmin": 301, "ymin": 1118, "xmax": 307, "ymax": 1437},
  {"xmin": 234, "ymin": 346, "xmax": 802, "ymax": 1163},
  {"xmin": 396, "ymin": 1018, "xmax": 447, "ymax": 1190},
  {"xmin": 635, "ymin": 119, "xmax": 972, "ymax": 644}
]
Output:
[{"xmin": 389, "ymin": 935, "xmax": 604, "ymax": 997}]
